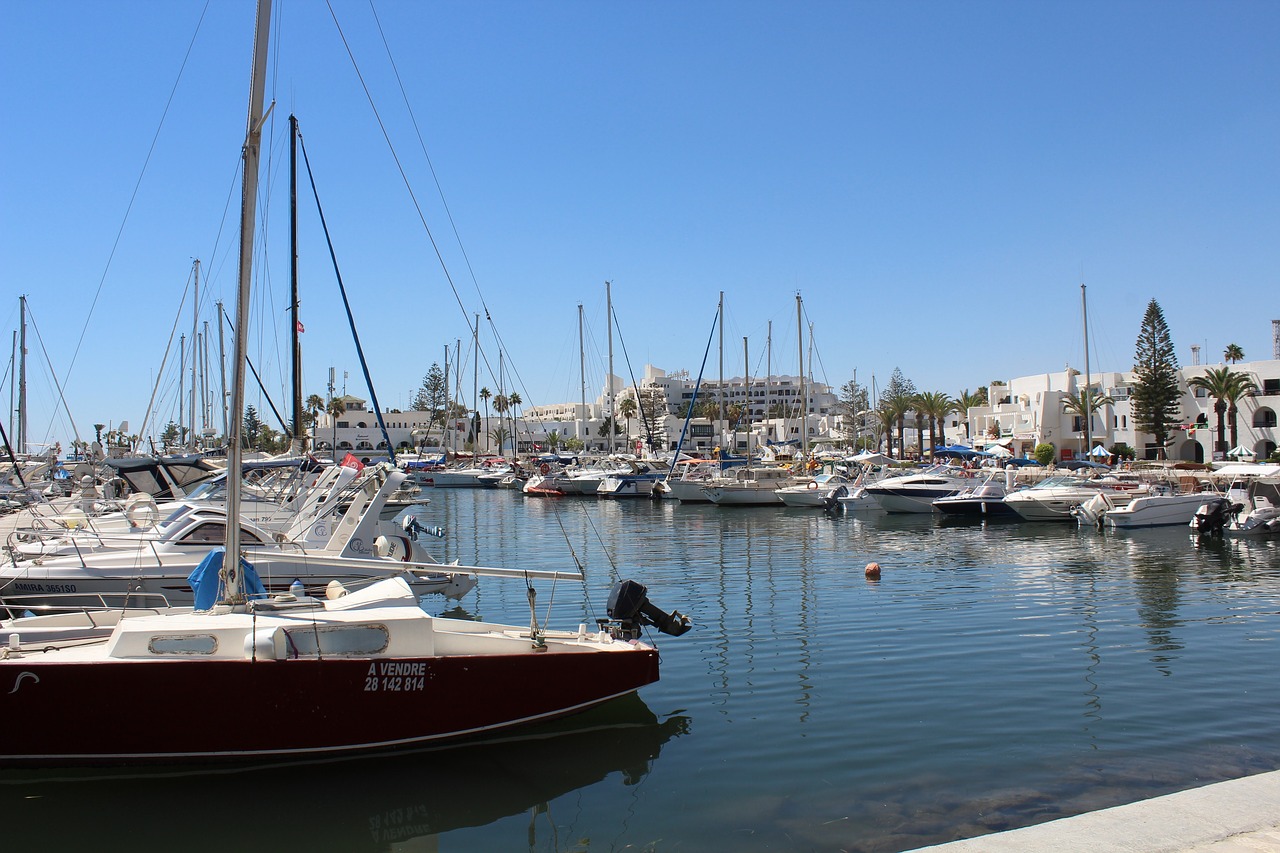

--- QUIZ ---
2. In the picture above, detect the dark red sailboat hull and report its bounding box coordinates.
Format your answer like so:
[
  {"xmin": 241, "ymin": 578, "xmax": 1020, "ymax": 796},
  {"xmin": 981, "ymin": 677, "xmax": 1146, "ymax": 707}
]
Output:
[{"xmin": 0, "ymin": 648, "xmax": 659, "ymax": 764}]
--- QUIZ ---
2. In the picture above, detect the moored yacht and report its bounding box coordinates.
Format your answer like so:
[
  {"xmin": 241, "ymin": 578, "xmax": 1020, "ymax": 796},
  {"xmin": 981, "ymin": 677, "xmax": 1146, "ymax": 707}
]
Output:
[
  {"xmin": 1004, "ymin": 475, "xmax": 1146, "ymax": 522},
  {"xmin": 864, "ymin": 464, "xmax": 969, "ymax": 513}
]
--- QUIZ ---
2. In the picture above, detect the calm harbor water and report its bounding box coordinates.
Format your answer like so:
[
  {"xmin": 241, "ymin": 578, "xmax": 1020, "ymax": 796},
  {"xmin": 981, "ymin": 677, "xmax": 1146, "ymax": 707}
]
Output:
[{"xmin": 5, "ymin": 489, "xmax": 1280, "ymax": 852}]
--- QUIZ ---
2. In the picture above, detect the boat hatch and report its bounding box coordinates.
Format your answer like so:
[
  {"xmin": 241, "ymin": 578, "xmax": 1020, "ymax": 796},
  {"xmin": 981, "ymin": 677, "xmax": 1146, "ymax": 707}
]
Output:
[{"xmin": 148, "ymin": 634, "xmax": 219, "ymax": 656}]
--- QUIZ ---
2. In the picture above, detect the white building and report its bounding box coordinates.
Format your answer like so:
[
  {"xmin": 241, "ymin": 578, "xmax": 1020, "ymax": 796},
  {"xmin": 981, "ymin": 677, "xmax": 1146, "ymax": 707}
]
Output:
[{"xmin": 966, "ymin": 359, "xmax": 1280, "ymax": 463}]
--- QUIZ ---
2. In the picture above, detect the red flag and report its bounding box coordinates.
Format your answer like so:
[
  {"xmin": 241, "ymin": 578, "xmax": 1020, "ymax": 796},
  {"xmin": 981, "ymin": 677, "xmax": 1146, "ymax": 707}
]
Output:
[
  {"xmin": 340, "ymin": 452, "xmax": 364, "ymax": 473},
  {"xmin": 296, "ymin": 320, "xmax": 305, "ymax": 333}
]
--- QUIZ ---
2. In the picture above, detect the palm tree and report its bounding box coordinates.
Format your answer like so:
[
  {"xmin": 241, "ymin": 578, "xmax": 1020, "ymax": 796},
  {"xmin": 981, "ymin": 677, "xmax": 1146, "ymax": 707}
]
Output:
[
  {"xmin": 619, "ymin": 396, "xmax": 638, "ymax": 443},
  {"xmin": 954, "ymin": 389, "xmax": 985, "ymax": 440},
  {"xmin": 1188, "ymin": 367, "xmax": 1254, "ymax": 457},
  {"xmin": 508, "ymin": 391, "xmax": 522, "ymax": 454},
  {"xmin": 491, "ymin": 394, "xmax": 509, "ymax": 453},
  {"xmin": 867, "ymin": 408, "xmax": 894, "ymax": 454},
  {"xmin": 1224, "ymin": 343, "xmax": 1245, "ymax": 364},
  {"xmin": 880, "ymin": 395, "xmax": 912, "ymax": 458},
  {"xmin": 1224, "ymin": 372, "xmax": 1258, "ymax": 451},
  {"xmin": 479, "ymin": 387, "xmax": 492, "ymax": 452},
  {"xmin": 1061, "ymin": 388, "xmax": 1115, "ymax": 456},
  {"xmin": 327, "ymin": 397, "xmax": 346, "ymax": 458},
  {"xmin": 915, "ymin": 391, "xmax": 954, "ymax": 453},
  {"xmin": 305, "ymin": 394, "xmax": 325, "ymax": 444}
]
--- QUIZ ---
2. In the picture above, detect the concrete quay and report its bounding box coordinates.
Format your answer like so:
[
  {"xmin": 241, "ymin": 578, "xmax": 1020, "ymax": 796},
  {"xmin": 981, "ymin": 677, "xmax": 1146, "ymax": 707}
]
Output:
[{"xmin": 911, "ymin": 770, "xmax": 1280, "ymax": 852}]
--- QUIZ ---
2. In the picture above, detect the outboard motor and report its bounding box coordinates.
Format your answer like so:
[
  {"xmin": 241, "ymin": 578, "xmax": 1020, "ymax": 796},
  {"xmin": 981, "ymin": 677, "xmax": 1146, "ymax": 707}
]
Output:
[
  {"xmin": 1191, "ymin": 497, "xmax": 1237, "ymax": 537},
  {"xmin": 601, "ymin": 580, "xmax": 692, "ymax": 641}
]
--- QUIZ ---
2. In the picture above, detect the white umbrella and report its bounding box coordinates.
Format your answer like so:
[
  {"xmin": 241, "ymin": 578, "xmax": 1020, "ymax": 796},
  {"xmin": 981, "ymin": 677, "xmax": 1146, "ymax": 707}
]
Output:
[
  {"xmin": 1089, "ymin": 445, "xmax": 1113, "ymax": 458},
  {"xmin": 851, "ymin": 450, "xmax": 893, "ymax": 465},
  {"xmin": 984, "ymin": 445, "xmax": 1013, "ymax": 458}
]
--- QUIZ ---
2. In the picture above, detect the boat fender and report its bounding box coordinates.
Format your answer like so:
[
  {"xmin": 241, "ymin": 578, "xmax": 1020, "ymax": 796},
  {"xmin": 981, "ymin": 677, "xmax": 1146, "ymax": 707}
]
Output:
[
  {"xmin": 245, "ymin": 628, "xmax": 278, "ymax": 660},
  {"xmin": 807, "ymin": 481, "xmax": 818, "ymax": 490},
  {"xmin": 865, "ymin": 562, "xmax": 882, "ymax": 580},
  {"xmin": 540, "ymin": 463, "xmax": 551, "ymax": 475}
]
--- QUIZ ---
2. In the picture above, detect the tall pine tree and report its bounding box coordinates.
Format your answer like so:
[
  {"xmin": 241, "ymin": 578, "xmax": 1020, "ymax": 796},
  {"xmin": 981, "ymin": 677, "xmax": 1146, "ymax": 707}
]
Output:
[{"xmin": 1129, "ymin": 299, "xmax": 1182, "ymax": 455}]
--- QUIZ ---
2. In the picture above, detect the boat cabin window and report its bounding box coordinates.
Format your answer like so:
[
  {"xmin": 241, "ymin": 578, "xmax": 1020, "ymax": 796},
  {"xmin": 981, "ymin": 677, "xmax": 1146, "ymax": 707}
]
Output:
[
  {"xmin": 178, "ymin": 523, "xmax": 263, "ymax": 545},
  {"xmin": 281, "ymin": 624, "xmax": 390, "ymax": 657},
  {"xmin": 158, "ymin": 505, "xmax": 194, "ymax": 529},
  {"xmin": 149, "ymin": 634, "xmax": 218, "ymax": 655}
]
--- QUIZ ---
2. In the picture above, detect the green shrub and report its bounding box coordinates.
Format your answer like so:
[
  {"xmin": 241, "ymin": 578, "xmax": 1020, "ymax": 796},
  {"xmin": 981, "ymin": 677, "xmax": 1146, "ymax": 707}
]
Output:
[{"xmin": 1033, "ymin": 442, "xmax": 1056, "ymax": 465}]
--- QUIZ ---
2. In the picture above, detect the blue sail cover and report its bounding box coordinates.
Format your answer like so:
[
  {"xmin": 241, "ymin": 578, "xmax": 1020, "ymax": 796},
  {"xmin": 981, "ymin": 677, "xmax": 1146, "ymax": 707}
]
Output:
[{"xmin": 187, "ymin": 547, "xmax": 268, "ymax": 610}]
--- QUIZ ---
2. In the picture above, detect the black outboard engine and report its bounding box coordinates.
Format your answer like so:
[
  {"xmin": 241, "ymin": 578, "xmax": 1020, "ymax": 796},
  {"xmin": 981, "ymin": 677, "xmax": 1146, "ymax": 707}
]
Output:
[
  {"xmin": 601, "ymin": 580, "xmax": 692, "ymax": 641},
  {"xmin": 1191, "ymin": 497, "xmax": 1237, "ymax": 537}
]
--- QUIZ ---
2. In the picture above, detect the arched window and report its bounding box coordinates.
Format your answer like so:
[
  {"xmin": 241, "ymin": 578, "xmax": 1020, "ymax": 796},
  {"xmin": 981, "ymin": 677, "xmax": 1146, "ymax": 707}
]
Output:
[{"xmin": 1253, "ymin": 407, "xmax": 1277, "ymax": 428}]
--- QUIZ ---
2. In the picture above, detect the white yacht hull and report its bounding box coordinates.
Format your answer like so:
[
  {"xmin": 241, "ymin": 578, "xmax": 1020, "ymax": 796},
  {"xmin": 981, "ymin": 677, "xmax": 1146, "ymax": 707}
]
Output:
[{"xmin": 1105, "ymin": 493, "xmax": 1214, "ymax": 529}]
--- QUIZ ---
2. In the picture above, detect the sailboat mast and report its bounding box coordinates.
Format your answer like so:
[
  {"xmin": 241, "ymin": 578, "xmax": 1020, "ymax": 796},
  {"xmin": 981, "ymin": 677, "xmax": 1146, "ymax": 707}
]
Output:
[
  {"xmin": 743, "ymin": 337, "xmax": 750, "ymax": 462},
  {"xmin": 289, "ymin": 114, "xmax": 303, "ymax": 451},
  {"xmin": 216, "ymin": 300, "xmax": 228, "ymax": 440},
  {"xmin": 578, "ymin": 303, "xmax": 585, "ymax": 444},
  {"xmin": 17, "ymin": 295, "xmax": 26, "ymax": 456},
  {"xmin": 472, "ymin": 314, "xmax": 479, "ymax": 454},
  {"xmin": 718, "ymin": 291, "xmax": 724, "ymax": 452},
  {"xmin": 796, "ymin": 293, "xmax": 807, "ymax": 460},
  {"xmin": 224, "ymin": 0, "xmax": 273, "ymax": 600},
  {"xmin": 1081, "ymin": 283, "xmax": 1092, "ymax": 455},
  {"xmin": 766, "ymin": 320, "xmax": 772, "ymax": 432},
  {"xmin": 606, "ymin": 280, "xmax": 614, "ymax": 455},
  {"xmin": 189, "ymin": 259, "xmax": 199, "ymax": 452}
]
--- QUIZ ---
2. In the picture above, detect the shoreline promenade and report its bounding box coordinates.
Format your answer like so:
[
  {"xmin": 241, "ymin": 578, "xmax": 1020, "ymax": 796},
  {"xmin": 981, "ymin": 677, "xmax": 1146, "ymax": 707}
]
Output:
[{"xmin": 910, "ymin": 770, "xmax": 1280, "ymax": 852}]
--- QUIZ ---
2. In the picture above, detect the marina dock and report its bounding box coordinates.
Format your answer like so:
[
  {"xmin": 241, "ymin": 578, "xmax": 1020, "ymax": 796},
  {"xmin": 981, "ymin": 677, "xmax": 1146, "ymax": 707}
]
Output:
[{"xmin": 912, "ymin": 770, "xmax": 1280, "ymax": 852}]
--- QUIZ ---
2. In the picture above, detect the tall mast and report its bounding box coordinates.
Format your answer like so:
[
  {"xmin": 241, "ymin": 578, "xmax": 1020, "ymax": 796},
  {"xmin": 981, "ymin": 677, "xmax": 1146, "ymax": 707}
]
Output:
[
  {"xmin": 797, "ymin": 292, "xmax": 807, "ymax": 460},
  {"xmin": 189, "ymin": 259, "xmax": 199, "ymax": 452},
  {"xmin": 743, "ymin": 336, "xmax": 750, "ymax": 463},
  {"xmin": 1081, "ymin": 283, "xmax": 1092, "ymax": 455},
  {"xmin": 216, "ymin": 300, "xmax": 228, "ymax": 441},
  {"xmin": 201, "ymin": 320, "xmax": 210, "ymax": 436},
  {"xmin": 179, "ymin": 334, "xmax": 186, "ymax": 445},
  {"xmin": 17, "ymin": 295, "xmax": 26, "ymax": 455},
  {"xmin": 454, "ymin": 338, "xmax": 461, "ymax": 455},
  {"xmin": 442, "ymin": 343, "xmax": 449, "ymax": 452},
  {"xmin": 766, "ymin": 320, "xmax": 772, "ymax": 430},
  {"xmin": 606, "ymin": 280, "xmax": 614, "ymax": 455},
  {"xmin": 717, "ymin": 291, "xmax": 724, "ymax": 452},
  {"xmin": 577, "ymin": 303, "xmax": 585, "ymax": 444},
  {"xmin": 498, "ymin": 349, "xmax": 505, "ymax": 457},
  {"xmin": 223, "ymin": 0, "xmax": 273, "ymax": 601},
  {"xmin": 472, "ymin": 314, "xmax": 479, "ymax": 454},
  {"xmin": 289, "ymin": 114, "xmax": 303, "ymax": 452}
]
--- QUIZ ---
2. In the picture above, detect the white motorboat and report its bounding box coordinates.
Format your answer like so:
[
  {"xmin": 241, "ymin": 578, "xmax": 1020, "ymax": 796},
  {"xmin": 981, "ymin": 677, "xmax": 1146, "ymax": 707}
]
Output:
[
  {"xmin": 864, "ymin": 465, "xmax": 969, "ymax": 513},
  {"xmin": 775, "ymin": 472, "xmax": 850, "ymax": 507},
  {"xmin": 704, "ymin": 467, "xmax": 806, "ymax": 506},
  {"xmin": 1004, "ymin": 475, "xmax": 1145, "ymax": 522},
  {"xmin": 1225, "ymin": 477, "xmax": 1280, "ymax": 535},
  {"xmin": 660, "ymin": 460, "xmax": 723, "ymax": 503},
  {"xmin": 1096, "ymin": 491, "xmax": 1217, "ymax": 529}
]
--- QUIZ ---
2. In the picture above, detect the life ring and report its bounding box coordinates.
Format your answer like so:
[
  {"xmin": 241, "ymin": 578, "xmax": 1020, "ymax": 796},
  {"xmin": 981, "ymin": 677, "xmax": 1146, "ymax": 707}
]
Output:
[
  {"xmin": 540, "ymin": 463, "xmax": 551, "ymax": 475},
  {"xmin": 807, "ymin": 481, "xmax": 818, "ymax": 490},
  {"xmin": 125, "ymin": 495, "xmax": 159, "ymax": 528}
]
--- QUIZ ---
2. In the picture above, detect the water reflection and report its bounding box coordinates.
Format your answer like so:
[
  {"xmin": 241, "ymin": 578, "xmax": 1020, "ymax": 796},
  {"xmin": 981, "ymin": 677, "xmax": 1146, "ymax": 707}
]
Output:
[{"xmin": 0, "ymin": 695, "xmax": 689, "ymax": 853}]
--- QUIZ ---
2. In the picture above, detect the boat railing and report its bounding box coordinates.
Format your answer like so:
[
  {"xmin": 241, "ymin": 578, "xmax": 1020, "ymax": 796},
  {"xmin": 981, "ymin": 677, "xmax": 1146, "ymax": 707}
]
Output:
[{"xmin": 0, "ymin": 589, "xmax": 177, "ymax": 621}]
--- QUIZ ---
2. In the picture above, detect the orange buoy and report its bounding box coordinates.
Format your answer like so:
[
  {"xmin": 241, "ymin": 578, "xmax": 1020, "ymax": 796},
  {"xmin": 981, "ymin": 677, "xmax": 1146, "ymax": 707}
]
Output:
[{"xmin": 864, "ymin": 562, "xmax": 881, "ymax": 579}]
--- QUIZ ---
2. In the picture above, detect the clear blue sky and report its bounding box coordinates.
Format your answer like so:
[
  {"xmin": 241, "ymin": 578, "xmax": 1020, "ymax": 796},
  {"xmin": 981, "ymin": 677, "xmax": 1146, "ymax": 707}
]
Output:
[{"xmin": 2, "ymin": 0, "xmax": 1276, "ymax": 450}]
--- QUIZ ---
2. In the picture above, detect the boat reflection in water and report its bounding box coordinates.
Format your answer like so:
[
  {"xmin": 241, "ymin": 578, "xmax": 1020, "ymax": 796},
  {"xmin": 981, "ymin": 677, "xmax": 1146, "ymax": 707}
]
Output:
[{"xmin": 0, "ymin": 694, "xmax": 689, "ymax": 852}]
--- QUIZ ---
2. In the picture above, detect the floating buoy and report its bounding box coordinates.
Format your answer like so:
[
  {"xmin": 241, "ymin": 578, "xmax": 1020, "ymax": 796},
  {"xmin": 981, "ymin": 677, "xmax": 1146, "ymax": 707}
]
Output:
[{"xmin": 864, "ymin": 562, "xmax": 881, "ymax": 579}]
